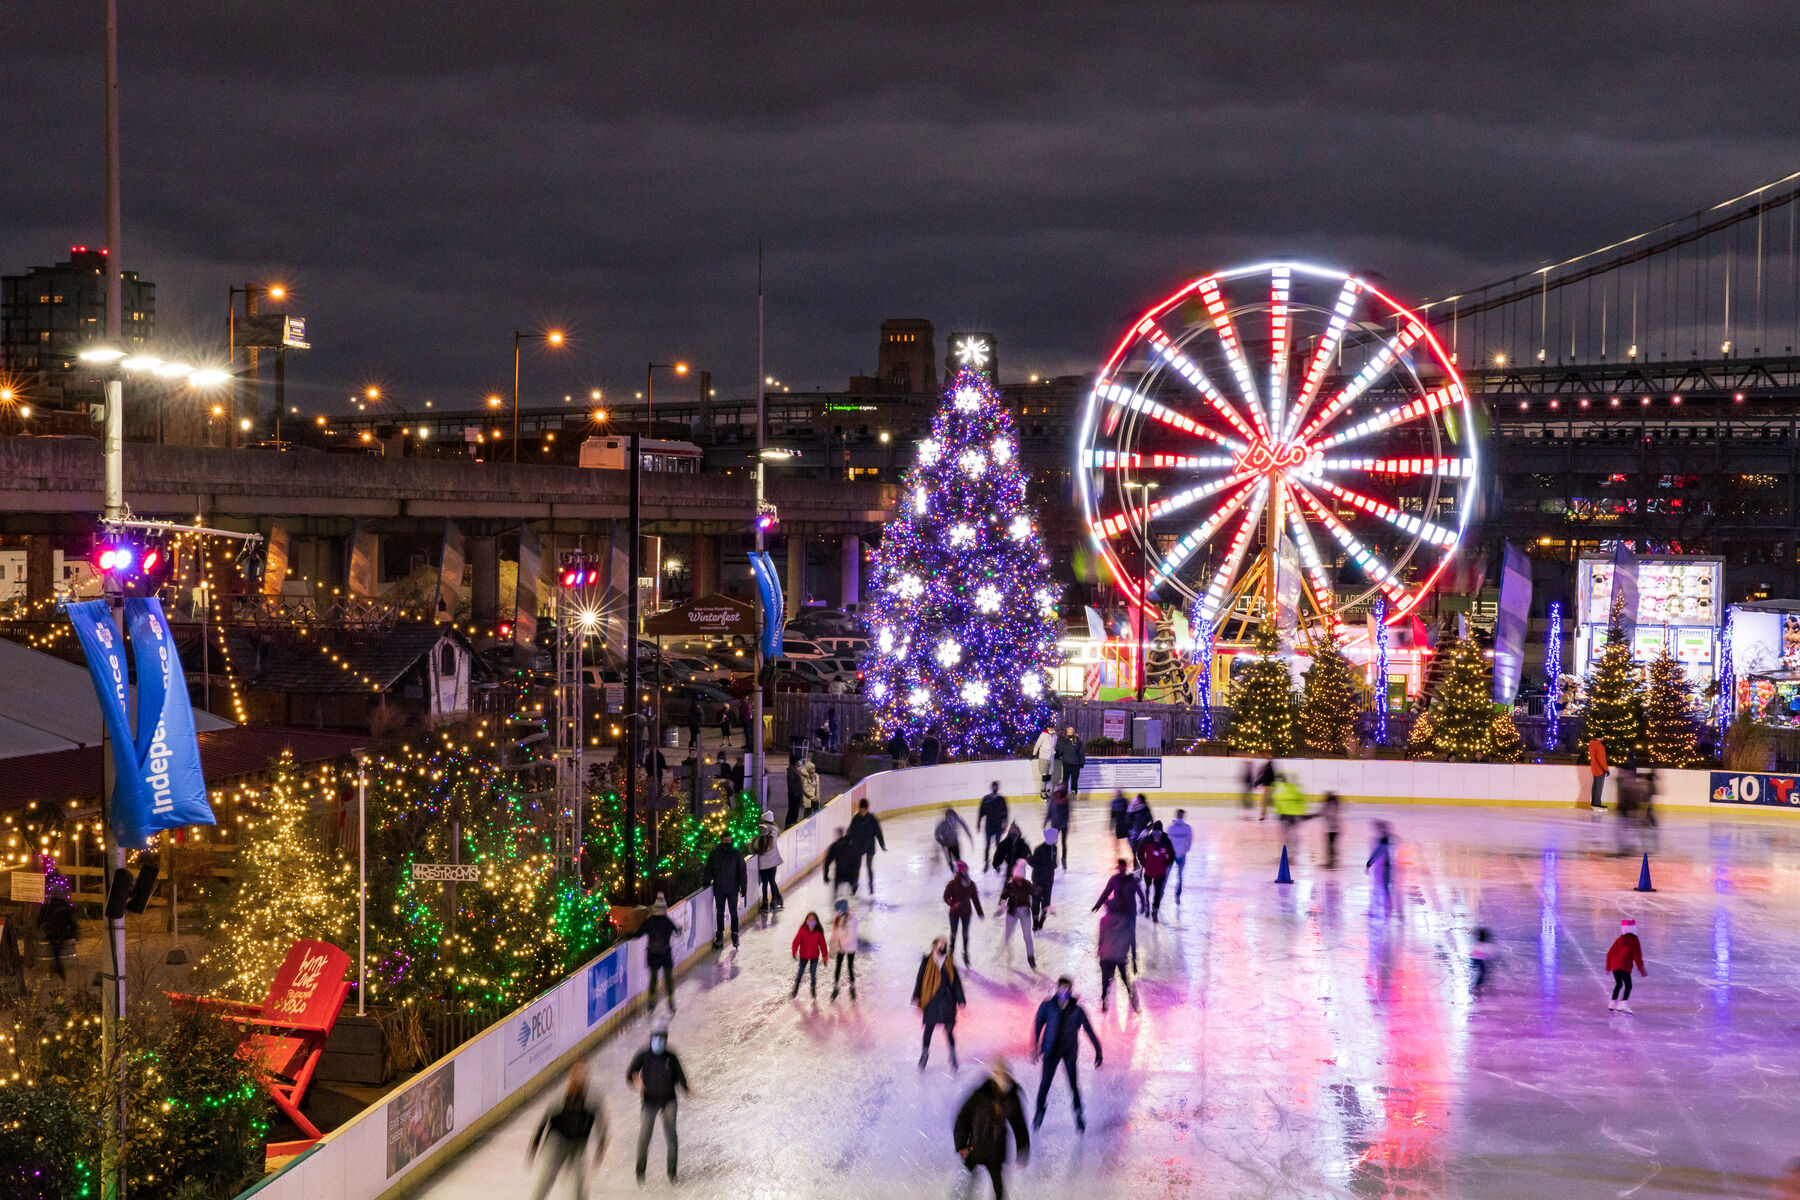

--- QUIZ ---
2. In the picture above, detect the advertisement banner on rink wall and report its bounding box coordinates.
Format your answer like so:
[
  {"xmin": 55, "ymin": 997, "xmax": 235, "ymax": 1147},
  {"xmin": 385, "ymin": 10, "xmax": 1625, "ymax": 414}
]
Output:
[
  {"xmin": 1083, "ymin": 757, "xmax": 1164, "ymax": 791},
  {"xmin": 586, "ymin": 949, "xmax": 627, "ymax": 1027},
  {"xmin": 1710, "ymin": 770, "xmax": 1800, "ymax": 807}
]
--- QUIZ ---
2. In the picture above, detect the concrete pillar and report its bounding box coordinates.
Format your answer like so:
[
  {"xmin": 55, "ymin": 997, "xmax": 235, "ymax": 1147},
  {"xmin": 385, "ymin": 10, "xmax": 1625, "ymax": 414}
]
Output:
[
  {"xmin": 470, "ymin": 536, "xmax": 499, "ymax": 629},
  {"xmin": 691, "ymin": 533, "xmax": 719, "ymax": 598},
  {"xmin": 785, "ymin": 534, "xmax": 806, "ymax": 620},
  {"xmin": 840, "ymin": 535, "xmax": 860, "ymax": 609},
  {"xmin": 25, "ymin": 536, "xmax": 53, "ymax": 604}
]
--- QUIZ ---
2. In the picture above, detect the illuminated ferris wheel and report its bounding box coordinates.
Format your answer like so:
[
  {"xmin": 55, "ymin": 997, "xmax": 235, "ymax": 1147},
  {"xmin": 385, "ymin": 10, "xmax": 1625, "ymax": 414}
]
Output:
[{"xmin": 1075, "ymin": 262, "xmax": 1479, "ymax": 640}]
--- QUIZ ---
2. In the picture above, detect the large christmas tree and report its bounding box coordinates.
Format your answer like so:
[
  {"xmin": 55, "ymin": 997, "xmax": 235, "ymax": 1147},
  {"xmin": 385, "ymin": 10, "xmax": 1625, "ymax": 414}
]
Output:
[
  {"xmin": 1643, "ymin": 644, "xmax": 1699, "ymax": 767},
  {"xmin": 1432, "ymin": 634, "xmax": 1494, "ymax": 761},
  {"xmin": 862, "ymin": 365, "xmax": 1060, "ymax": 756},
  {"xmin": 1582, "ymin": 602, "xmax": 1645, "ymax": 761},
  {"xmin": 1226, "ymin": 621, "xmax": 1296, "ymax": 756},
  {"xmin": 1299, "ymin": 628, "xmax": 1360, "ymax": 755}
]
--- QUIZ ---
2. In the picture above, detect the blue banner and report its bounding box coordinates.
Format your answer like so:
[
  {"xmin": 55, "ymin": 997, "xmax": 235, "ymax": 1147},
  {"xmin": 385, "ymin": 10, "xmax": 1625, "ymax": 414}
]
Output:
[
  {"xmin": 750, "ymin": 552, "xmax": 784, "ymax": 659},
  {"xmin": 65, "ymin": 600, "xmax": 160, "ymax": 846},
  {"xmin": 1710, "ymin": 770, "xmax": 1800, "ymax": 808},
  {"xmin": 125, "ymin": 598, "xmax": 216, "ymax": 837}
]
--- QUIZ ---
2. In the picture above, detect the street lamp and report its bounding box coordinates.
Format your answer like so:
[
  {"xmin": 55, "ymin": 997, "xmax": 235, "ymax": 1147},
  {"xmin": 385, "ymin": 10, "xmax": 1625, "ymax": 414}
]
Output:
[
  {"xmin": 646, "ymin": 361, "xmax": 688, "ymax": 431},
  {"xmin": 513, "ymin": 329, "xmax": 566, "ymax": 462}
]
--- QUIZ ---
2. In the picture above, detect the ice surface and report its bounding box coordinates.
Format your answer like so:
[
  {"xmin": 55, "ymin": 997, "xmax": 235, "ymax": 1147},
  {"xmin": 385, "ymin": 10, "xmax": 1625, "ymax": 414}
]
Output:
[{"xmin": 419, "ymin": 799, "xmax": 1800, "ymax": 1199}]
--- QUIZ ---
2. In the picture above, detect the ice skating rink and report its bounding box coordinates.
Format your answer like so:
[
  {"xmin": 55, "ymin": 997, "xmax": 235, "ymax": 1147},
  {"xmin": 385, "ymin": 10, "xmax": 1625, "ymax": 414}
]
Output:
[{"xmin": 420, "ymin": 799, "xmax": 1800, "ymax": 1199}]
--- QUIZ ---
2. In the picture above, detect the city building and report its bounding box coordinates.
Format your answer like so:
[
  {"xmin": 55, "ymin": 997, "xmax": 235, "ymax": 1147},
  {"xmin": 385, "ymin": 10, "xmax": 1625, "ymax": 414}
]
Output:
[
  {"xmin": 849, "ymin": 318, "xmax": 937, "ymax": 395},
  {"xmin": 1, "ymin": 246, "xmax": 154, "ymax": 409}
]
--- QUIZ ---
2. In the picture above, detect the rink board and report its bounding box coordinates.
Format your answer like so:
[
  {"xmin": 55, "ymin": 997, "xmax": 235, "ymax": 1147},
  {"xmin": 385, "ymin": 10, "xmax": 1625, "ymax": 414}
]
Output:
[{"xmin": 234, "ymin": 753, "xmax": 1777, "ymax": 1200}]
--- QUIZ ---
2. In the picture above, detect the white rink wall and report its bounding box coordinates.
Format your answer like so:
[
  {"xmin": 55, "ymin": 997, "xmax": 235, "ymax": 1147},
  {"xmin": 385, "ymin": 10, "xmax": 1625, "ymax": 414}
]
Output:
[{"xmin": 234, "ymin": 753, "xmax": 1771, "ymax": 1200}]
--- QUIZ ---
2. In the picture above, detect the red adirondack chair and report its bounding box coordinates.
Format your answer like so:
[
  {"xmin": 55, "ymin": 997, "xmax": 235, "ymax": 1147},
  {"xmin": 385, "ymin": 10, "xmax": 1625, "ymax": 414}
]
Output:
[{"xmin": 169, "ymin": 939, "xmax": 352, "ymax": 1158}]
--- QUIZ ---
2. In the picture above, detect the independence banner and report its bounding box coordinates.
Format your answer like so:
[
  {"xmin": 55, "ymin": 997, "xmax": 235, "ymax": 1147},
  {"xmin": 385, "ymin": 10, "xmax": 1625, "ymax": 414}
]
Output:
[
  {"xmin": 125, "ymin": 598, "xmax": 216, "ymax": 838},
  {"xmin": 1493, "ymin": 542, "xmax": 1533, "ymax": 704},
  {"xmin": 65, "ymin": 600, "xmax": 159, "ymax": 846}
]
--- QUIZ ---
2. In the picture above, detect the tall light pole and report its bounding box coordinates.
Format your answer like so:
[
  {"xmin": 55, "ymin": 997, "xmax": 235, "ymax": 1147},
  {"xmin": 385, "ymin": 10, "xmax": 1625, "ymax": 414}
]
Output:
[
  {"xmin": 752, "ymin": 243, "xmax": 766, "ymax": 811},
  {"xmin": 646, "ymin": 361, "xmax": 688, "ymax": 433},
  {"xmin": 512, "ymin": 329, "xmax": 565, "ymax": 462}
]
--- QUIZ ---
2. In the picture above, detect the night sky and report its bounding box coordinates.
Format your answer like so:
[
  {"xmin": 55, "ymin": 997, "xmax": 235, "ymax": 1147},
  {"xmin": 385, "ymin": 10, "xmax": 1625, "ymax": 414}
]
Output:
[{"xmin": 3, "ymin": 3, "xmax": 1793, "ymax": 412}]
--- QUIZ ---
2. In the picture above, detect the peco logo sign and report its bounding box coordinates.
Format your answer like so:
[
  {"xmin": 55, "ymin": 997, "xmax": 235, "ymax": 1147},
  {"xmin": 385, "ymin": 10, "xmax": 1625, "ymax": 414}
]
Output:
[
  {"xmin": 503, "ymin": 994, "xmax": 561, "ymax": 1090},
  {"xmin": 1711, "ymin": 770, "xmax": 1800, "ymax": 807}
]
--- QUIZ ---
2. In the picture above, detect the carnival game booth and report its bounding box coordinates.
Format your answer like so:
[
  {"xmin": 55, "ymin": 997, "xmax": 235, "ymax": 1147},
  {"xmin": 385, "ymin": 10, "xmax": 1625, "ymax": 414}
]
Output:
[
  {"xmin": 1726, "ymin": 599, "xmax": 1800, "ymax": 728},
  {"xmin": 1575, "ymin": 555, "xmax": 1723, "ymax": 682}
]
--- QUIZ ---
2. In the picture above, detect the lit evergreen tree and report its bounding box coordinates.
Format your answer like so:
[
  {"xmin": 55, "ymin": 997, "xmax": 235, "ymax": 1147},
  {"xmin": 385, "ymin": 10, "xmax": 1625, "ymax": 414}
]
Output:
[
  {"xmin": 203, "ymin": 748, "xmax": 352, "ymax": 1000},
  {"xmin": 1299, "ymin": 629, "xmax": 1360, "ymax": 755},
  {"xmin": 1432, "ymin": 635, "xmax": 1494, "ymax": 761},
  {"xmin": 1489, "ymin": 710, "xmax": 1525, "ymax": 763},
  {"xmin": 1581, "ymin": 601, "xmax": 1645, "ymax": 762},
  {"xmin": 1408, "ymin": 711, "xmax": 1437, "ymax": 756},
  {"xmin": 1226, "ymin": 621, "xmax": 1296, "ymax": 757},
  {"xmin": 862, "ymin": 365, "xmax": 1061, "ymax": 756},
  {"xmin": 1643, "ymin": 644, "xmax": 1699, "ymax": 767}
]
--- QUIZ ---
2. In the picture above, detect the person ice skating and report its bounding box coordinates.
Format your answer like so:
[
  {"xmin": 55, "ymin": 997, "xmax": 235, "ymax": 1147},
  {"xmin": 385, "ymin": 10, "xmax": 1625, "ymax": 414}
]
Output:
[
  {"xmin": 1321, "ymin": 792, "xmax": 1342, "ymax": 869},
  {"xmin": 705, "ymin": 835, "xmax": 747, "ymax": 950},
  {"xmin": 1029, "ymin": 830, "xmax": 1058, "ymax": 930},
  {"xmin": 953, "ymin": 1058, "xmax": 1030, "ymax": 1200},
  {"xmin": 849, "ymin": 798, "xmax": 888, "ymax": 892},
  {"xmin": 1470, "ymin": 926, "xmax": 1494, "ymax": 996},
  {"xmin": 1606, "ymin": 918, "xmax": 1647, "ymax": 1012},
  {"xmin": 1000, "ymin": 861, "xmax": 1040, "ymax": 970},
  {"xmin": 528, "ymin": 1061, "xmax": 607, "ymax": 1200},
  {"xmin": 1271, "ymin": 773, "xmax": 1308, "ymax": 834},
  {"xmin": 1588, "ymin": 735, "xmax": 1609, "ymax": 808},
  {"xmin": 935, "ymin": 806, "xmax": 974, "ymax": 871},
  {"xmin": 978, "ymin": 782, "xmax": 1010, "ymax": 872},
  {"xmin": 1033, "ymin": 725, "xmax": 1060, "ymax": 797},
  {"xmin": 1109, "ymin": 789, "xmax": 1130, "ymax": 846},
  {"xmin": 753, "ymin": 810, "xmax": 785, "ymax": 912},
  {"xmin": 1046, "ymin": 785, "xmax": 1072, "ymax": 868},
  {"xmin": 1239, "ymin": 758, "xmax": 1258, "ymax": 816},
  {"xmin": 626, "ymin": 1026, "xmax": 689, "ymax": 1184},
  {"xmin": 1139, "ymin": 824, "xmax": 1175, "ymax": 922},
  {"xmin": 632, "ymin": 895, "xmax": 681, "ymax": 1014},
  {"xmin": 913, "ymin": 936, "xmax": 967, "ymax": 1069},
  {"xmin": 1056, "ymin": 725, "xmax": 1086, "ymax": 795},
  {"xmin": 785, "ymin": 758, "xmax": 805, "ymax": 827},
  {"xmin": 1095, "ymin": 882, "xmax": 1140, "ymax": 1014},
  {"xmin": 824, "ymin": 826, "xmax": 862, "ymax": 899},
  {"xmin": 944, "ymin": 860, "xmax": 986, "ymax": 965},
  {"xmin": 1031, "ymin": 977, "xmax": 1102, "ymax": 1131},
  {"xmin": 1125, "ymin": 793, "xmax": 1153, "ymax": 845},
  {"xmin": 1093, "ymin": 857, "xmax": 1145, "ymax": 918},
  {"xmin": 829, "ymin": 898, "xmax": 859, "ymax": 1001},
  {"xmin": 791, "ymin": 911, "xmax": 828, "ymax": 998},
  {"xmin": 1366, "ymin": 822, "xmax": 1395, "ymax": 915},
  {"xmin": 992, "ymin": 821, "xmax": 1030, "ymax": 885},
  {"xmin": 1167, "ymin": 809, "xmax": 1193, "ymax": 901},
  {"xmin": 1255, "ymin": 758, "xmax": 1277, "ymax": 818}
]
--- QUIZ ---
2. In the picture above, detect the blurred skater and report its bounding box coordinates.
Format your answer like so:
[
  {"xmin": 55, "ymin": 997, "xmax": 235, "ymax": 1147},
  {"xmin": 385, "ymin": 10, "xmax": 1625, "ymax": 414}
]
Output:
[
  {"xmin": 849, "ymin": 798, "xmax": 888, "ymax": 893},
  {"xmin": 1320, "ymin": 793, "xmax": 1341, "ymax": 869},
  {"xmin": 829, "ymin": 898, "xmax": 859, "ymax": 1001},
  {"xmin": 1139, "ymin": 824, "xmax": 1175, "ymax": 922},
  {"xmin": 992, "ymin": 821, "xmax": 1031, "ymax": 886},
  {"xmin": 1167, "ymin": 809, "xmax": 1193, "ymax": 901},
  {"xmin": 823, "ymin": 825, "xmax": 861, "ymax": 899},
  {"xmin": 1000, "ymin": 861, "xmax": 1039, "ymax": 970},
  {"xmin": 1606, "ymin": 918, "xmax": 1647, "ymax": 1013},
  {"xmin": 1256, "ymin": 758, "xmax": 1277, "ymax": 818},
  {"xmin": 953, "ymin": 1058, "xmax": 1030, "ymax": 1199},
  {"xmin": 1470, "ymin": 926, "xmax": 1494, "ymax": 996},
  {"xmin": 790, "ymin": 911, "xmax": 828, "ymax": 999},
  {"xmin": 914, "ymin": 935, "xmax": 967, "ymax": 1070},
  {"xmin": 1031, "ymin": 977, "xmax": 1102, "ymax": 1131},
  {"xmin": 1366, "ymin": 822, "xmax": 1396, "ymax": 916},
  {"xmin": 1029, "ymin": 829, "xmax": 1058, "ymax": 929},
  {"xmin": 979, "ymin": 781, "xmax": 1010, "ymax": 871},
  {"xmin": 935, "ymin": 806, "xmax": 974, "ymax": 871},
  {"xmin": 752, "ymin": 811, "xmax": 784, "ymax": 912},
  {"xmin": 632, "ymin": 895, "xmax": 681, "ymax": 1015},
  {"xmin": 944, "ymin": 860, "xmax": 986, "ymax": 965},
  {"xmin": 1093, "ymin": 859, "xmax": 1143, "ymax": 1012},
  {"xmin": 1046, "ymin": 784, "xmax": 1072, "ymax": 868},
  {"xmin": 528, "ymin": 1061, "xmax": 607, "ymax": 1200},
  {"xmin": 1109, "ymin": 789, "xmax": 1130, "ymax": 848},
  {"xmin": 626, "ymin": 1026, "xmax": 690, "ymax": 1184}
]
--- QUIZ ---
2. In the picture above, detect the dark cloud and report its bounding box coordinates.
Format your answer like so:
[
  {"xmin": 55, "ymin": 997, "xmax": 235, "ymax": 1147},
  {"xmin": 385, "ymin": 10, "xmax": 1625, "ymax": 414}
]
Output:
[{"xmin": 1, "ymin": 2, "xmax": 1795, "ymax": 408}]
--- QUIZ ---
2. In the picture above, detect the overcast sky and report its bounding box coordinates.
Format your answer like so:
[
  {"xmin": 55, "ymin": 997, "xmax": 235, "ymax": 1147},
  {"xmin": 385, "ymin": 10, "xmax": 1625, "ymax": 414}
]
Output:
[{"xmin": 3, "ymin": 2, "xmax": 1794, "ymax": 412}]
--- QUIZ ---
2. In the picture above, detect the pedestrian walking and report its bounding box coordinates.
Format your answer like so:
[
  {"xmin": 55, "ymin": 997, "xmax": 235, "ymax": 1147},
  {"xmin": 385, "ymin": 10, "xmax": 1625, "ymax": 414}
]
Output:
[
  {"xmin": 752, "ymin": 811, "xmax": 784, "ymax": 912},
  {"xmin": 935, "ymin": 806, "xmax": 974, "ymax": 871},
  {"xmin": 848, "ymin": 798, "xmax": 888, "ymax": 892},
  {"xmin": 1030, "ymin": 977, "xmax": 1102, "ymax": 1131},
  {"xmin": 1470, "ymin": 926, "xmax": 1494, "ymax": 996},
  {"xmin": 1588, "ymin": 735, "xmax": 1609, "ymax": 809},
  {"xmin": 626, "ymin": 1027, "xmax": 690, "ymax": 1184},
  {"xmin": 1166, "ymin": 809, "xmax": 1193, "ymax": 901},
  {"xmin": 704, "ymin": 835, "xmax": 746, "ymax": 950},
  {"xmin": 978, "ymin": 781, "xmax": 1010, "ymax": 872},
  {"xmin": 1032, "ymin": 724, "xmax": 1060, "ymax": 798},
  {"xmin": 1000, "ymin": 861, "xmax": 1039, "ymax": 970},
  {"xmin": 1139, "ymin": 825, "xmax": 1174, "ymax": 922},
  {"xmin": 1321, "ymin": 792, "xmax": 1341, "ymax": 869},
  {"xmin": 785, "ymin": 758, "xmax": 805, "ymax": 827},
  {"xmin": 37, "ymin": 890, "xmax": 76, "ymax": 981},
  {"xmin": 1029, "ymin": 830, "xmax": 1058, "ymax": 930},
  {"xmin": 718, "ymin": 703, "xmax": 733, "ymax": 745},
  {"xmin": 686, "ymin": 696, "xmax": 703, "ymax": 750},
  {"xmin": 823, "ymin": 825, "xmax": 862, "ymax": 899},
  {"xmin": 992, "ymin": 821, "xmax": 1030, "ymax": 884},
  {"xmin": 1606, "ymin": 918, "xmax": 1647, "ymax": 1012},
  {"xmin": 953, "ymin": 1059, "xmax": 1030, "ymax": 1200},
  {"xmin": 1366, "ymin": 821, "xmax": 1395, "ymax": 916},
  {"xmin": 885, "ymin": 728, "xmax": 909, "ymax": 767},
  {"xmin": 944, "ymin": 860, "xmax": 985, "ymax": 965},
  {"xmin": 1046, "ymin": 785, "xmax": 1072, "ymax": 868},
  {"xmin": 527, "ymin": 1061, "xmax": 607, "ymax": 1200},
  {"xmin": 632, "ymin": 895, "xmax": 681, "ymax": 1015},
  {"xmin": 1056, "ymin": 726, "xmax": 1087, "ymax": 796},
  {"xmin": 921, "ymin": 730, "xmax": 942, "ymax": 766},
  {"xmin": 1109, "ymin": 789, "xmax": 1130, "ymax": 847},
  {"xmin": 829, "ymin": 898, "xmax": 859, "ymax": 1001},
  {"xmin": 738, "ymin": 696, "xmax": 753, "ymax": 750},
  {"xmin": 790, "ymin": 911, "xmax": 828, "ymax": 999},
  {"xmin": 913, "ymin": 936, "xmax": 967, "ymax": 1070}
]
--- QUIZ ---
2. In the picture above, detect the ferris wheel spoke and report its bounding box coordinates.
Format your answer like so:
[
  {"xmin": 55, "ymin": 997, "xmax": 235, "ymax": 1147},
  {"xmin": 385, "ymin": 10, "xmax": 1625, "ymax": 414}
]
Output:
[
  {"xmin": 1307, "ymin": 477, "xmax": 1461, "ymax": 549},
  {"xmin": 1140, "ymin": 475, "xmax": 1261, "ymax": 588},
  {"xmin": 1296, "ymin": 319, "xmax": 1427, "ymax": 443},
  {"xmin": 1279, "ymin": 480, "xmax": 1336, "ymax": 619},
  {"xmin": 1267, "ymin": 266, "xmax": 1292, "ymax": 435},
  {"xmin": 1281, "ymin": 277, "xmax": 1361, "ymax": 440},
  {"xmin": 1311, "ymin": 384, "xmax": 1463, "ymax": 452},
  {"xmin": 1139, "ymin": 328, "xmax": 1260, "ymax": 446},
  {"xmin": 1092, "ymin": 470, "xmax": 1257, "ymax": 541},
  {"xmin": 1087, "ymin": 450, "xmax": 1241, "ymax": 473},
  {"xmin": 1195, "ymin": 479, "xmax": 1269, "ymax": 624},
  {"xmin": 1092, "ymin": 379, "xmax": 1247, "ymax": 452},
  {"xmin": 1286, "ymin": 480, "xmax": 1412, "ymax": 605},
  {"xmin": 1196, "ymin": 276, "xmax": 1268, "ymax": 438},
  {"xmin": 1316, "ymin": 454, "xmax": 1476, "ymax": 480}
]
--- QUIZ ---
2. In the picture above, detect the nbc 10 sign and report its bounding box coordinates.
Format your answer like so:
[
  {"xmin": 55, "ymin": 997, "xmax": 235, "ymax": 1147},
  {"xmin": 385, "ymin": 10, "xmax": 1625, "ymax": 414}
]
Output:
[{"xmin": 1711, "ymin": 771, "xmax": 1800, "ymax": 808}]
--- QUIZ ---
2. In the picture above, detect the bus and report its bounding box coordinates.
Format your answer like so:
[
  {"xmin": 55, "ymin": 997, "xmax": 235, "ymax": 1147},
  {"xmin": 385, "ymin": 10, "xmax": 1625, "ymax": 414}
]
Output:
[{"xmin": 579, "ymin": 436, "xmax": 705, "ymax": 474}]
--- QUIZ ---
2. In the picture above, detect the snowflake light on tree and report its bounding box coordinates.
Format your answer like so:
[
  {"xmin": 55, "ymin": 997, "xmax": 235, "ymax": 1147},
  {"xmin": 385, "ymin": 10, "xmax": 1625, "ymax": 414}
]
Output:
[{"xmin": 863, "ymin": 365, "xmax": 1061, "ymax": 755}]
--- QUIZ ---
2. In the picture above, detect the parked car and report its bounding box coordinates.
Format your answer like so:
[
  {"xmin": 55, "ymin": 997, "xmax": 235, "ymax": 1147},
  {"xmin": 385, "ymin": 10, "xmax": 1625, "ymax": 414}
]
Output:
[{"xmin": 776, "ymin": 635, "xmax": 826, "ymax": 660}]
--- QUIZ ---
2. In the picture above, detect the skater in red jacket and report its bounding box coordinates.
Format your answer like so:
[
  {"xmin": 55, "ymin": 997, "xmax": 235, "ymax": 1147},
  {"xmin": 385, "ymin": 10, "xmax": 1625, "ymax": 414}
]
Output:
[
  {"xmin": 791, "ymin": 912, "xmax": 829, "ymax": 999},
  {"xmin": 1606, "ymin": 917, "xmax": 1646, "ymax": 1012}
]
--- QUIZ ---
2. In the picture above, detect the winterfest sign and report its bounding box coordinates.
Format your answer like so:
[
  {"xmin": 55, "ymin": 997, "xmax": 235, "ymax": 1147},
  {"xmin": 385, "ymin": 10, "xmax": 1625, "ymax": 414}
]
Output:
[{"xmin": 1711, "ymin": 770, "xmax": 1800, "ymax": 808}]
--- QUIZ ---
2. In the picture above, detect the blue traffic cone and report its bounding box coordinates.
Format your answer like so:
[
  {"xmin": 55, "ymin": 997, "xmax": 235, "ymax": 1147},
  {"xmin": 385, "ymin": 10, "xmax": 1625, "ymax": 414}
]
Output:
[
  {"xmin": 1633, "ymin": 853, "xmax": 1655, "ymax": 892},
  {"xmin": 1275, "ymin": 845, "xmax": 1293, "ymax": 884}
]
